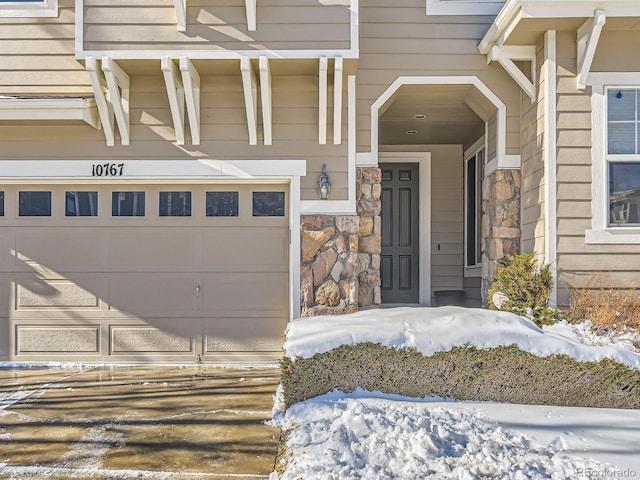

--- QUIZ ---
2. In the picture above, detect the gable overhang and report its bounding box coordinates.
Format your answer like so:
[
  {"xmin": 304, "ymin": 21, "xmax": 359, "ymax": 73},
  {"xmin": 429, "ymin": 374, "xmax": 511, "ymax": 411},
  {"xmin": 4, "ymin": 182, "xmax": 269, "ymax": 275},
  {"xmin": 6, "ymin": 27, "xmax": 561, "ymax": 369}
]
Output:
[
  {"xmin": 479, "ymin": 0, "xmax": 640, "ymax": 95},
  {"xmin": 0, "ymin": 96, "xmax": 99, "ymax": 128}
]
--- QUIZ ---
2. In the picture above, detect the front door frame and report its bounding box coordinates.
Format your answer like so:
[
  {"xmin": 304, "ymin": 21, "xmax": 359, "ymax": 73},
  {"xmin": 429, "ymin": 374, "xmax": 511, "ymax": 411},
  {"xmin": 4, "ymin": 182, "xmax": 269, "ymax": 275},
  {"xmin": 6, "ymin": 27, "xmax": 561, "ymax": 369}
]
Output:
[{"xmin": 379, "ymin": 152, "xmax": 431, "ymax": 306}]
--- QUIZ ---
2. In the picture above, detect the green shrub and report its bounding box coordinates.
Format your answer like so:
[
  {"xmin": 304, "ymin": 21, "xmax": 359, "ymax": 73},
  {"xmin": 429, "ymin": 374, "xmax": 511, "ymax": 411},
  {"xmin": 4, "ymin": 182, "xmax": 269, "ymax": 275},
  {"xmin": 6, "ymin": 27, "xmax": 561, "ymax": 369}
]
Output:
[
  {"xmin": 487, "ymin": 253, "xmax": 565, "ymax": 326},
  {"xmin": 281, "ymin": 343, "xmax": 639, "ymax": 409}
]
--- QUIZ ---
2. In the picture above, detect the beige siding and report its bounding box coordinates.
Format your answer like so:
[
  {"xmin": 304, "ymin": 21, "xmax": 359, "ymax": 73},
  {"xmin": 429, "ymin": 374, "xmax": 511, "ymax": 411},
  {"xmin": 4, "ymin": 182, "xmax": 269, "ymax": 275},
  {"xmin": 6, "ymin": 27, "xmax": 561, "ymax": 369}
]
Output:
[
  {"xmin": 555, "ymin": 31, "xmax": 640, "ymax": 305},
  {"xmin": 0, "ymin": 0, "xmax": 90, "ymax": 96},
  {"xmin": 81, "ymin": 0, "xmax": 350, "ymax": 53},
  {"xmin": 463, "ymin": 276, "xmax": 482, "ymax": 307},
  {"xmin": 0, "ymin": 73, "xmax": 348, "ymax": 200},
  {"xmin": 357, "ymin": 0, "xmax": 522, "ymax": 155},
  {"xmin": 520, "ymin": 39, "xmax": 546, "ymax": 260}
]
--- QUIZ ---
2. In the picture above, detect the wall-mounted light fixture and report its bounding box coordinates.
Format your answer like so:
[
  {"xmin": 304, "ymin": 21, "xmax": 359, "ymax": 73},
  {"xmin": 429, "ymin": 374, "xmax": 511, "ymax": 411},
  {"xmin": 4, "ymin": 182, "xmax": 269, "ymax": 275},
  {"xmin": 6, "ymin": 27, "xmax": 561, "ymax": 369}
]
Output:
[{"xmin": 318, "ymin": 164, "xmax": 331, "ymax": 200}]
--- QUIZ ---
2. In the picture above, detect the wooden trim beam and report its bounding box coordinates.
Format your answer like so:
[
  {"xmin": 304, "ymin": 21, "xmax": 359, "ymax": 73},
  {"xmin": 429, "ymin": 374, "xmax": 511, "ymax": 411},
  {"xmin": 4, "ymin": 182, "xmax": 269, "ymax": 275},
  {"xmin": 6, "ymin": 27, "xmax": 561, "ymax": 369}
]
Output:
[
  {"xmin": 86, "ymin": 56, "xmax": 115, "ymax": 146},
  {"xmin": 240, "ymin": 57, "xmax": 258, "ymax": 145},
  {"xmin": 161, "ymin": 57, "xmax": 186, "ymax": 145},
  {"xmin": 259, "ymin": 56, "xmax": 272, "ymax": 145},
  {"xmin": 180, "ymin": 56, "xmax": 201, "ymax": 145},
  {"xmin": 333, "ymin": 56, "xmax": 343, "ymax": 145},
  {"xmin": 488, "ymin": 45, "xmax": 536, "ymax": 102},
  {"xmin": 101, "ymin": 56, "xmax": 130, "ymax": 145},
  {"xmin": 319, "ymin": 56, "xmax": 328, "ymax": 145},
  {"xmin": 245, "ymin": 0, "xmax": 256, "ymax": 31},
  {"xmin": 577, "ymin": 9, "xmax": 606, "ymax": 89},
  {"xmin": 174, "ymin": 0, "xmax": 186, "ymax": 32}
]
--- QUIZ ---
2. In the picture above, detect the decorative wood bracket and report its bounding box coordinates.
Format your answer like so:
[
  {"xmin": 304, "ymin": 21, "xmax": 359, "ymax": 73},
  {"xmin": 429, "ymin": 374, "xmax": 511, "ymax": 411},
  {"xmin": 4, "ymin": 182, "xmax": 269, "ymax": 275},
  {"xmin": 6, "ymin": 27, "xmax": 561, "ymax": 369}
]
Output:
[
  {"xmin": 101, "ymin": 57, "xmax": 130, "ymax": 145},
  {"xmin": 319, "ymin": 56, "xmax": 328, "ymax": 145},
  {"xmin": 86, "ymin": 56, "xmax": 115, "ymax": 146},
  {"xmin": 259, "ymin": 56, "xmax": 272, "ymax": 145},
  {"xmin": 488, "ymin": 45, "xmax": 536, "ymax": 102},
  {"xmin": 174, "ymin": 0, "xmax": 187, "ymax": 32},
  {"xmin": 333, "ymin": 56, "xmax": 343, "ymax": 145},
  {"xmin": 241, "ymin": 56, "xmax": 258, "ymax": 145},
  {"xmin": 161, "ymin": 57, "xmax": 186, "ymax": 145},
  {"xmin": 245, "ymin": 0, "xmax": 256, "ymax": 31},
  {"xmin": 577, "ymin": 9, "xmax": 606, "ymax": 89},
  {"xmin": 180, "ymin": 56, "xmax": 201, "ymax": 145}
]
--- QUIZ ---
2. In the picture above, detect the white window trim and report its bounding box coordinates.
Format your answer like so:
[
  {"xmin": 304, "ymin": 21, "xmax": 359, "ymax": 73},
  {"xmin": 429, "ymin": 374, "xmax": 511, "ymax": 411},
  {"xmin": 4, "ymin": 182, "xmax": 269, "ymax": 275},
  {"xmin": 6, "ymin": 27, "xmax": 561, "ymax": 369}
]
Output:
[
  {"xmin": 464, "ymin": 137, "xmax": 485, "ymax": 277},
  {"xmin": 0, "ymin": 0, "xmax": 58, "ymax": 17},
  {"xmin": 426, "ymin": 0, "xmax": 505, "ymax": 16},
  {"xmin": 586, "ymin": 72, "xmax": 640, "ymax": 244}
]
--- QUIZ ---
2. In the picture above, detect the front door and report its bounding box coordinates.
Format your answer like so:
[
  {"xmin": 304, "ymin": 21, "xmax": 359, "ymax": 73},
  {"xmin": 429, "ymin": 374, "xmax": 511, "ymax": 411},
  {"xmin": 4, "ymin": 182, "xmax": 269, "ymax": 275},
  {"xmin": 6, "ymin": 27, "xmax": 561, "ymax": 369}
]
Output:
[{"xmin": 380, "ymin": 163, "xmax": 420, "ymax": 303}]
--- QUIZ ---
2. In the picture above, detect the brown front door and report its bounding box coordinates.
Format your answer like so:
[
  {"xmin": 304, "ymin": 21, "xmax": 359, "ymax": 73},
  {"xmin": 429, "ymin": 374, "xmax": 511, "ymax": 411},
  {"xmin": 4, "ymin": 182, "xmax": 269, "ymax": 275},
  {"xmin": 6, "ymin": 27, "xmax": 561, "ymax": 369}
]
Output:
[{"xmin": 380, "ymin": 163, "xmax": 420, "ymax": 303}]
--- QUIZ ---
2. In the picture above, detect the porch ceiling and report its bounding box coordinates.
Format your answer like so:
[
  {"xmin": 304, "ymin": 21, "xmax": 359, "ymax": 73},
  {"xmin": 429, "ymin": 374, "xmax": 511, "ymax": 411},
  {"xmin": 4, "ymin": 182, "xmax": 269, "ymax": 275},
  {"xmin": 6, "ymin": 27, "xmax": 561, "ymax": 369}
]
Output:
[{"xmin": 378, "ymin": 84, "xmax": 485, "ymax": 149}]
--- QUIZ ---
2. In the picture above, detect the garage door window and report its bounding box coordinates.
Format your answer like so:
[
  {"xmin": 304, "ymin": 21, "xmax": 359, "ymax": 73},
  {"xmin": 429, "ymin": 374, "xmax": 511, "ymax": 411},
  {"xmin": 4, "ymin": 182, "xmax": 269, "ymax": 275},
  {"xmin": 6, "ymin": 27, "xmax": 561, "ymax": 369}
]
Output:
[
  {"xmin": 160, "ymin": 192, "xmax": 191, "ymax": 217},
  {"xmin": 206, "ymin": 192, "xmax": 238, "ymax": 217},
  {"xmin": 66, "ymin": 191, "xmax": 98, "ymax": 217},
  {"xmin": 19, "ymin": 191, "xmax": 51, "ymax": 216},
  {"xmin": 0, "ymin": 191, "xmax": 3, "ymax": 216},
  {"xmin": 253, "ymin": 192, "xmax": 285, "ymax": 216},
  {"xmin": 112, "ymin": 192, "xmax": 145, "ymax": 217}
]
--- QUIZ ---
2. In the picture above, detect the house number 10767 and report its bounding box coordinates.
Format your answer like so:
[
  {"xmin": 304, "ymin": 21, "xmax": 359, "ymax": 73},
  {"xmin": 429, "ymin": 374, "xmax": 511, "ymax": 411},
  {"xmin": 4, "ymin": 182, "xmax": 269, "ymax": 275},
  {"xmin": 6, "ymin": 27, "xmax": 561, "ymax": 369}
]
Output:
[{"xmin": 92, "ymin": 163, "xmax": 125, "ymax": 177}]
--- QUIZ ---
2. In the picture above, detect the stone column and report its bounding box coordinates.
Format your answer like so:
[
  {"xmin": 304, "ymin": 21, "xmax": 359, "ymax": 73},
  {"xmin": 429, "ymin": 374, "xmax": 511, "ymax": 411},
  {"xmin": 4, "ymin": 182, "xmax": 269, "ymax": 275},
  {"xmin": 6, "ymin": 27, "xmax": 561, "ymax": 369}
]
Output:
[
  {"xmin": 481, "ymin": 169, "xmax": 521, "ymax": 305},
  {"xmin": 356, "ymin": 167, "xmax": 382, "ymax": 309}
]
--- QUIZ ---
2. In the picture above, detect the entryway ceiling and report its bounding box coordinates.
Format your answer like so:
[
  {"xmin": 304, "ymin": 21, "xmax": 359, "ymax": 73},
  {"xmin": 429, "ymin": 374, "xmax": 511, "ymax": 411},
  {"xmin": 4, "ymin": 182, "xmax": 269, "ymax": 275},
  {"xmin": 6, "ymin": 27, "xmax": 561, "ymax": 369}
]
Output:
[{"xmin": 379, "ymin": 84, "xmax": 485, "ymax": 149}]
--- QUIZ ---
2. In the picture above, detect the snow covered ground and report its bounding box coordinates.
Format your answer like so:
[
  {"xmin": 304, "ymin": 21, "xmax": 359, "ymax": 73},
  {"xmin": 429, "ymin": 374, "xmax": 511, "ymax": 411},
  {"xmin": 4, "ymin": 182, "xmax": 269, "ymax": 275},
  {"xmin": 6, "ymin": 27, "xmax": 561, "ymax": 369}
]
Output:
[{"xmin": 273, "ymin": 307, "xmax": 640, "ymax": 479}]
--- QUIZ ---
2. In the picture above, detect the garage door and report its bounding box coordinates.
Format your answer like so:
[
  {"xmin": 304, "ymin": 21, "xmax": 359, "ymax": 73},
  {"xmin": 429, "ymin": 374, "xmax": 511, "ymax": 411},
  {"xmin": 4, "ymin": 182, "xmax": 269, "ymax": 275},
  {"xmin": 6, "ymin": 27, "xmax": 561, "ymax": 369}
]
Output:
[{"xmin": 0, "ymin": 183, "xmax": 289, "ymax": 363}]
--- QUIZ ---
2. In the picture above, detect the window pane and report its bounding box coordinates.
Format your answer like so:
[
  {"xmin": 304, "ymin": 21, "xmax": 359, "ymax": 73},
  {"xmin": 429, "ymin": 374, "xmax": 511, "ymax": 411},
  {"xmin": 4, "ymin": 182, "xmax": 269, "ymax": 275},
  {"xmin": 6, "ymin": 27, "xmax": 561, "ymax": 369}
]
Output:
[
  {"xmin": 159, "ymin": 191, "xmax": 191, "ymax": 217},
  {"xmin": 608, "ymin": 123, "xmax": 636, "ymax": 154},
  {"xmin": 206, "ymin": 192, "xmax": 238, "ymax": 217},
  {"xmin": 19, "ymin": 191, "xmax": 51, "ymax": 216},
  {"xmin": 608, "ymin": 89, "xmax": 636, "ymax": 121},
  {"xmin": 112, "ymin": 192, "xmax": 145, "ymax": 216},
  {"xmin": 66, "ymin": 191, "xmax": 98, "ymax": 217},
  {"xmin": 0, "ymin": 191, "xmax": 3, "ymax": 216},
  {"xmin": 253, "ymin": 192, "xmax": 285, "ymax": 217},
  {"xmin": 609, "ymin": 162, "xmax": 640, "ymax": 225}
]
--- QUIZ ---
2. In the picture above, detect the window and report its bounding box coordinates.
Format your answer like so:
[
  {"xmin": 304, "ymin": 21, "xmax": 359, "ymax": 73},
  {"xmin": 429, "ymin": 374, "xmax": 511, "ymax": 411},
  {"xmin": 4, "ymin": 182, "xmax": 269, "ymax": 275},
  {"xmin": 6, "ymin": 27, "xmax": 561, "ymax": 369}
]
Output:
[
  {"xmin": 253, "ymin": 192, "xmax": 285, "ymax": 217},
  {"xmin": 0, "ymin": 0, "xmax": 58, "ymax": 17},
  {"xmin": 465, "ymin": 144, "xmax": 484, "ymax": 270},
  {"xmin": 160, "ymin": 192, "xmax": 191, "ymax": 217},
  {"xmin": 206, "ymin": 192, "xmax": 238, "ymax": 217},
  {"xmin": 66, "ymin": 191, "xmax": 98, "ymax": 217},
  {"xmin": 112, "ymin": 192, "xmax": 145, "ymax": 217},
  {"xmin": 19, "ymin": 191, "xmax": 51, "ymax": 216},
  {"xmin": 426, "ymin": 0, "xmax": 505, "ymax": 16},
  {"xmin": 0, "ymin": 191, "xmax": 3, "ymax": 216}
]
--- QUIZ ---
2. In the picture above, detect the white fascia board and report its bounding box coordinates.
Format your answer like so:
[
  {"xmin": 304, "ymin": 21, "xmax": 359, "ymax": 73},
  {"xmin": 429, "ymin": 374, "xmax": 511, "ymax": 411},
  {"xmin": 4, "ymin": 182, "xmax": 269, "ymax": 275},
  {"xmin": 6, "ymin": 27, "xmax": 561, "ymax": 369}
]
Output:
[
  {"xmin": 240, "ymin": 57, "xmax": 258, "ymax": 146},
  {"xmin": 0, "ymin": 159, "xmax": 306, "ymax": 181},
  {"xmin": 161, "ymin": 57, "xmax": 186, "ymax": 145},
  {"xmin": 576, "ymin": 9, "xmax": 606, "ymax": 89},
  {"xmin": 0, "ymin": 97, "xmax": 99, "ymax": 128},
  {"xmin": 259, "ymin": 56, "xmax": 272, "ymax": 146},
  {"xmin": 427, "ymin": 0, "xmax": 505, "ymax": 16},
  {"xmin": 180, "ymin": 56, "xmax": 201, "ymax": 145},
  {"xmin": 174, "ymin": 0, "xmax": 186, "ymax": 32},
  {"xmin": 0, "ymin": 0, "xmax": 58, "ymax": 17},
  {"xmin": 86, "ymin": 56, "xmax": 115, "ymax": 146},
  {"xmin": 77, "ymin": 49, "xmax": 359, "ymax": 61}
]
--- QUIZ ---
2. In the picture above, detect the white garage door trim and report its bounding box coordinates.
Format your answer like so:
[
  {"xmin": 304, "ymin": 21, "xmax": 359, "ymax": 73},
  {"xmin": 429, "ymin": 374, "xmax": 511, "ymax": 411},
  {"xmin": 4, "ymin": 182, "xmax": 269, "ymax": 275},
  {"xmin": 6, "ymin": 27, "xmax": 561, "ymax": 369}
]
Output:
[{"xmin": 0, "ymin": 158, "xmax": 305, "ymax": 324}]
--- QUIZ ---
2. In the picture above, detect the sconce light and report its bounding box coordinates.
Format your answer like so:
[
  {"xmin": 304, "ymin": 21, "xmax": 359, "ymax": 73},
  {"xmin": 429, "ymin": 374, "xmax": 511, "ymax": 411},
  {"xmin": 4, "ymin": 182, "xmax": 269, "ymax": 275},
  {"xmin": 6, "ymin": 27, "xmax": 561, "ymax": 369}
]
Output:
[{"xmin": 318, "ymin": 164, "xmax": 331, "ymax": 200}]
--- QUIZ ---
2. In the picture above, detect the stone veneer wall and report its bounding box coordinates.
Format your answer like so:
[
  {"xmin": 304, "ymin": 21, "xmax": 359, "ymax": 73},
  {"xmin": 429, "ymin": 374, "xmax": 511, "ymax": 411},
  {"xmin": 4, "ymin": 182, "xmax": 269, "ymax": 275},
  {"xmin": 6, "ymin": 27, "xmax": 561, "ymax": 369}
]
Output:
[
  {"xmin": 300, "ymin": 168, "xmax": 382, "ymax": 316},
  {"xmin": 481, "ymin": 169, "xmax": 521, "ymax": 305}
]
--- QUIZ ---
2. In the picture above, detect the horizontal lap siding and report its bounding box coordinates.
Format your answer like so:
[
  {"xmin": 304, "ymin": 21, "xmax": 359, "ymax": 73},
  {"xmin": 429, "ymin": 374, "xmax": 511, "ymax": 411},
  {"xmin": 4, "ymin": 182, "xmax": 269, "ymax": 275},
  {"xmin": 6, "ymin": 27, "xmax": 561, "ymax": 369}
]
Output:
[
  {"xmin": 0, "ymin": 0, "xmax": 91, "ymax": 96},
  {"xmin": 0, "ymin": 74, "xmax": 348, "ymax": 200},
  {"xmin": 82, "ymin": 0, "xmax": 350, "ymax": 52},
  {"xmin": 555, "ymin": 31, "xmax": 640, "ymax": 303},
  {"xmin": 357, "ymin": 0, "xmax": 522, "ymax": 155}
]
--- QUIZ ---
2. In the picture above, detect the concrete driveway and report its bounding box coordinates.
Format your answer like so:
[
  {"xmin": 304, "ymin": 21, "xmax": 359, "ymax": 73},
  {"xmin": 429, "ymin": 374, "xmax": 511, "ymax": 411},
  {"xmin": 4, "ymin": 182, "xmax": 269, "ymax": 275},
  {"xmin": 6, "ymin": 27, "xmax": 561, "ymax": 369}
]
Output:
[{"xmin": 0, "ymin": 365, "xmax": 281, "ymax": 479}]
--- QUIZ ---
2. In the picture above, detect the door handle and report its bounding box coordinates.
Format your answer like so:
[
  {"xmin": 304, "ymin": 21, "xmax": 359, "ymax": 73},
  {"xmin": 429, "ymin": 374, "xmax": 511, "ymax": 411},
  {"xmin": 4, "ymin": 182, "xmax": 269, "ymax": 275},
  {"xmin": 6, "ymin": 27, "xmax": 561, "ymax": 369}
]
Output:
[{"xmin": 195, "ymin": 283, "xmax": 201, "ymax": 293}]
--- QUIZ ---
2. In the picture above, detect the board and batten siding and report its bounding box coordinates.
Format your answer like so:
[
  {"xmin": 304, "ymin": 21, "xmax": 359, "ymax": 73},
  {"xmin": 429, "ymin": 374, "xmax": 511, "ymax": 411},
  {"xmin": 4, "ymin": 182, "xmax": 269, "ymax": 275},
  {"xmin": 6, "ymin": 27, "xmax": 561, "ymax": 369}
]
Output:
[
  {"xmin": 0, "ymin": 0, "xmax": 91, "ymax": 96},
  {"xmin": 357, "ymin": 0, "xmax": 522, "ymax": 159},
  {"xmin": 520, "ymin": 38, "xmax": 546, "ymax": 262},
  {"xmin": 555, "ymin": 31, "xmax": 640, "ymax": 304},
  {"xmin": 81, "ymin": 0, "xmax": 351, "ymax": 53}
]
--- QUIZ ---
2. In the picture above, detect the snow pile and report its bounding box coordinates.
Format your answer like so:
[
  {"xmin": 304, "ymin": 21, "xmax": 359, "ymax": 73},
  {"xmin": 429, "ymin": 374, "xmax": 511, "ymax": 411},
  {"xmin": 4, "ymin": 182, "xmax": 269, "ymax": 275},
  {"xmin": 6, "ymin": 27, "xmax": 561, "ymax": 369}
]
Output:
[
  {"xmin": 284, "ymin": 306, "xmax": 640, "ymax": 369},
  {"xmin": 544, "ymin": 320, "xmax": 639, "ymax": 353},
  {"xmin": 273, "ymin": 391, "xmax": 608, "ymax": 480}
]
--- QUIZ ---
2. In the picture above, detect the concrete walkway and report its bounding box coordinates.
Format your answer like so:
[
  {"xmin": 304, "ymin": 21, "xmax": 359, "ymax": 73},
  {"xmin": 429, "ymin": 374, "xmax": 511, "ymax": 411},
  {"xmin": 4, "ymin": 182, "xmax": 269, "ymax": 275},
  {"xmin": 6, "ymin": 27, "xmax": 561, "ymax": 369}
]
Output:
[{"xmin": 0, "ymin": 365, "xmax": 281, "ymax": 479}]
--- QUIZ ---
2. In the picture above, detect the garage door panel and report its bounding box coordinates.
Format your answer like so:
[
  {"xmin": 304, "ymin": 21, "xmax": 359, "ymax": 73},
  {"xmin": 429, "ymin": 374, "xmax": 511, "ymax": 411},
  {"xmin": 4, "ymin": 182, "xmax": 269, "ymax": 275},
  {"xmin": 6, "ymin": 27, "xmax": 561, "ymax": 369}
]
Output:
[
  {"xmin": 15, "ymin": 233, "xmax": 106, "ymax": 266},
  {"xmin": 16, "ymin": 325, "xmax": 100, "ymax": 354},
  {"xmin": 110, "ymin": 325, "xmax": 194, "ymax": 355},
  {"xmin": 201, "ymin": 273, "xmax": 288, "ymax": 314},
  {"xmin": 16, "ymin": 280, "xmax": 100, "ymax": 309},
  {"xmin": 108, "ymin": 275, "xmax": 197, "ymax": 315},
  {"xmin": 0, "ymin": 234, "xmax": 8, "ymax": 265},
  {"xmin": 201, "ymin": 229, "xmax": 288, "ymax": 267},
  {"xmin": 204, "ymin": 317, "xmax": 286, "ymax": 353},
  {"xmin": 108, "ymin": 234, "xmax": 196, "ymax": 266}
]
